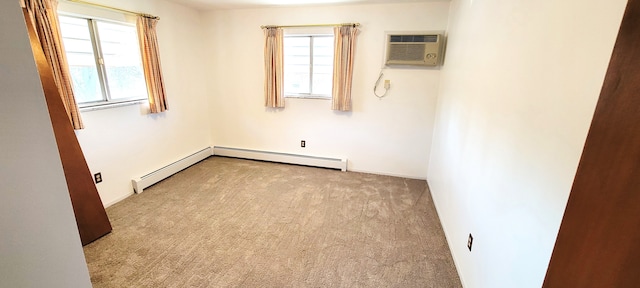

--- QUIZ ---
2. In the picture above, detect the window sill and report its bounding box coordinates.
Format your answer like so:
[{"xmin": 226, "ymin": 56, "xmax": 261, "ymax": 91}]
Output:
[
  {"xmin": 79, "ymin": 100, "xmax": 146, "ymax": 112},
  {"xmin": 285, "ymin": 95, "xmax": 331, "ymax": 100}
]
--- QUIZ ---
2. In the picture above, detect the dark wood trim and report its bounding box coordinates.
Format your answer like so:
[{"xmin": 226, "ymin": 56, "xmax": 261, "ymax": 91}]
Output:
[
  {"xmin": 543, "ymin": 0, "xmax": 640, "ymax": 286},
  {"xmin": 23, "ymin": 9, "xmax": 112, "ymax": 246}
]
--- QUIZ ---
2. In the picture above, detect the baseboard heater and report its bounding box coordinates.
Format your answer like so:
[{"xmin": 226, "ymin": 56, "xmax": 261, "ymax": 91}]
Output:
[
  {"xmin": 132, "ymin": 147, "xmax": 213, "ymax": 194},
  {"xmin": 213, "ymin": 146, "xmax": 347, "ymax": 171}
]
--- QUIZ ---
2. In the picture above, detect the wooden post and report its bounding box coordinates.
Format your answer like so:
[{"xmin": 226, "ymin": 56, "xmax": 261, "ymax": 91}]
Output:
[{"xmin": 23, "ymin": 9, "xmax": 112, "ymax": 246}]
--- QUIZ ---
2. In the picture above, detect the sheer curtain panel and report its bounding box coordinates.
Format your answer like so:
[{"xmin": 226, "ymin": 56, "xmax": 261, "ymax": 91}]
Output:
[
  {"xmin": 331, "ymin": 25, "xmax": 359, "ymax": 111},
  {"xmin": 137, "ymin": 15, "xmax": 168, "ymax": 113},
  {"xmin": 23, "ymin": 0, "xmax": 84, "ymax": 129},
  {"xmin": 263, "ymin": 27, "xmax": 285, "ymax": 108}
]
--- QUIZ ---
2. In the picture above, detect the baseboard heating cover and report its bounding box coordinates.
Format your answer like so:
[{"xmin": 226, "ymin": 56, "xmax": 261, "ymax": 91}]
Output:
[
  {"xmin": 213, "ymin": 146, "xmax": 347, "ymax": 171},
  {"xmin": 132, "ymin": 147, "xmax": 213, "ymax": 193}
]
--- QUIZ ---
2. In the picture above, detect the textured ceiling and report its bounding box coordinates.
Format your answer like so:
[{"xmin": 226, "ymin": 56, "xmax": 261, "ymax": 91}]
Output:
[{"xmin": 163, "ymin": 0, "xmax": 448, "ymax": 10}]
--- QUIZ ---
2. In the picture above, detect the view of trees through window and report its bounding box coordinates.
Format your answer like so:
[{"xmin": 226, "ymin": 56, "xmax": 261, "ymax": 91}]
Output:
[{"xmin": 58, "ymin": 15, "xmax": 147, "ymax": 105}]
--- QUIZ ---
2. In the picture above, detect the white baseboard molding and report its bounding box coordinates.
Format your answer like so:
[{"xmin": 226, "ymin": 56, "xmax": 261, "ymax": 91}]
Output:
[
  {"xmin": 131, "ymin": 147, "xmax": 213, "ymax": 193},
  {"xmin": 212, "ymin": 146, "xmax": 347, "ymax": 171}
]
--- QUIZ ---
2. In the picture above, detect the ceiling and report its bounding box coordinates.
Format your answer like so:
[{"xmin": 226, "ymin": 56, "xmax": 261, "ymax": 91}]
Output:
[{"xmin": 163, "ymin": 0, "xmax": 447, "ymax": 10}]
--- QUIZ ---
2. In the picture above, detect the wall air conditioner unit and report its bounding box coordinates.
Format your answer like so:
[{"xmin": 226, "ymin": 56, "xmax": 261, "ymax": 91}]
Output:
[{"xmin": 385, "ymin": 34, "xmax": 444, "ymax": 66}]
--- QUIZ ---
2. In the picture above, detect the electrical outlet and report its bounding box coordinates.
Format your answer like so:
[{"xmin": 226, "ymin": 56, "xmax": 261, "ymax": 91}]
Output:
[
  {"xmin": 467, "ymin": 233, "xmax": 473, "ymax": 251},
  {"xmin": 301, "ymin": 140, "xmax": 306, "ymax": 148},
  {"xmin": 94, "ymin": 172, "xmax": 102, "ymax": 184}
]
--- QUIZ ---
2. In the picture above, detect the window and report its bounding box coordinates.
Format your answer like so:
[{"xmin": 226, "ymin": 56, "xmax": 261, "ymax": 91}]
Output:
[
  {"xmin": 58, "ymin": 15, "xmax": 147, "ymax": 107},
  {"xmin": 283, "ymin": 35, "xmax": 334, "ymax": 98}
]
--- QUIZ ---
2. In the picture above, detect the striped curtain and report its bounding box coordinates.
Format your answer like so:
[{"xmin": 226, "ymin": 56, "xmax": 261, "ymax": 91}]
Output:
[
  {"xmin": 331, "ymin": 25, "xmax": 359, "ymax": 111},
  {"xmin": 263, "ymin": 27, "xmax": 285, "ymax": 108},
  {"xmin": 137, "ymin": 15, "xmax": 168, "ymax": 113},
  {"xmin": 24, "ymin": 0, "xmax": 84, "ymax": 129}
]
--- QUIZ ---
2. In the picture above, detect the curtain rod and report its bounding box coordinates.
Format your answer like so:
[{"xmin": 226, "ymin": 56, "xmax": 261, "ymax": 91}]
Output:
[
  {"xmin": 261, "ymin": 23, "xmax": 360, "ymax": 29},
  {"xmin": 66, "ymin": 0, "xmax": 160, "ymax": 20}
]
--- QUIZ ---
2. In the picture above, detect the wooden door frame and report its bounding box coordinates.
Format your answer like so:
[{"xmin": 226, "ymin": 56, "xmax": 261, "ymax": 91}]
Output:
[{"xmin": 543, "ymin": 0, "xmax": 640, "ymax": 286}]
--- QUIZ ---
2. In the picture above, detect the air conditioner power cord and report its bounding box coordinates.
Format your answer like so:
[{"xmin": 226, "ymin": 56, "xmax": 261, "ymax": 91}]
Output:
[{"xmin": 374, "ymin": 71, "xmax": 388, "ymax": 99}]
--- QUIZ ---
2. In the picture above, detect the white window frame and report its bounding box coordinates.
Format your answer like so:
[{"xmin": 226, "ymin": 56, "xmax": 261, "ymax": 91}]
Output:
[
  {"xmin": 283, "ymin": 32, "xmax": 334, "ymax": 99},
  {"xmin": 58, "ymin": 13, "xmax": 147, "ymax": 110}
]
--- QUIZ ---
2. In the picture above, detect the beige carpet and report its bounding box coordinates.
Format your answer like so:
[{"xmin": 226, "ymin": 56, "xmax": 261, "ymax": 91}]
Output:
[{"xmin": 84, "ymin": 156, "xmax": 462, "ymax": 287}]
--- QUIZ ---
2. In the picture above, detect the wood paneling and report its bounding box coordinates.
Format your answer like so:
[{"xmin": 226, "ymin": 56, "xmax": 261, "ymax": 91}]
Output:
[
  {"xmin": 23, "ymin": 9, "xmax": 111, "ymax": 246},
  {"xmin": 543, "ymin": 0, "xmax": 640, "ymax": 286}
]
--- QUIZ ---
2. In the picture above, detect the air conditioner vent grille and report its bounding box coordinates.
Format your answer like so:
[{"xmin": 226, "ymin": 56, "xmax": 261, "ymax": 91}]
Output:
[
  {"xmin": 390, "ymin": 35, "xmax": 438, "ymax": 43},
  {"xmin": 388, "ymin": 44, "xmax": 427, "ymax": 61},
  {"xmin": 385, "ymin": 33, "xmax": 444, "ymax": 66}
]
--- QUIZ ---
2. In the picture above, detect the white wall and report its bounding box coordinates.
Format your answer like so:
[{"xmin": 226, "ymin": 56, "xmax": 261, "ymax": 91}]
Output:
[
  {"xmin": 204, "ymin": 1, "xmax": 450, "ymax": 179},
  {"xmin": 71, "ymin": 0, "xmax": 211, "ymax": 206},
  {"xmin": 429, "ymin": 0, "xmax": 627, "ymax": 287},
  {"xmin": 0, "ymin": 2, "xmax": 91, "ymax": 287}
]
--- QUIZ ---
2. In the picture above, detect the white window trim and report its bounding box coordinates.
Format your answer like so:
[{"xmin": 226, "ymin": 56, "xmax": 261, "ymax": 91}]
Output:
[
  {"xmin": 283, "ymin": 28, "xmax": 334, "ymax": 100},
  {"xmin": 285, "ymin": 94, "xmax": 332, "ymax": 100},
  {"xmin": 78, "ymin": 99, "xmax": 146, "ymax": 112}
]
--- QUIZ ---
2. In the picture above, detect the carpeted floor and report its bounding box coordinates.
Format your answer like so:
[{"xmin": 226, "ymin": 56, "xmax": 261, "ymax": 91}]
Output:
[{"xmin": 84, "ymin": 156, "xmax": 462, "ymax": 287}]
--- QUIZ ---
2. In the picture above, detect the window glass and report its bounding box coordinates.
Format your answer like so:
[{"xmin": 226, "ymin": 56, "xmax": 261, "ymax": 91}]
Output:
[
  {"xmin": 284, "ymin": 36, "xmax": 311, "ymax": 94},
  {"xmin": 96, "ymin": 21, "xmax": 147, "ymax": 100},
  {"xmin": 59, "ymin": 16, "xmax": 103, "ymax": 103},
  {"xmin": 284, "ymin": 35, "xmax": 333, "ymax": 97},
  {"xmin": 312, "ymin": 36, "xmax": 334, "ymax": 96},
  {"xmin": 58, "ymin": 15, "xmax": 147, "ymax": 107}
]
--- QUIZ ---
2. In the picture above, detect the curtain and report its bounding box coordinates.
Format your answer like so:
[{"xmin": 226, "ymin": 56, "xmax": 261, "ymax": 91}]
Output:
[
  {"xmin": 263, "ymin": 27, "xmax": 284, "ymax": 108},
  {"xmin": 24, "ymin": 0, "xmax": 84, "ymax": 129},
  {"xmin": 331, "ymin": 25, "xmax": 359, "ymax": 111},
  {"xmin": 137, "ymin": 15, "xmax": 168, "ymax": 113}
]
